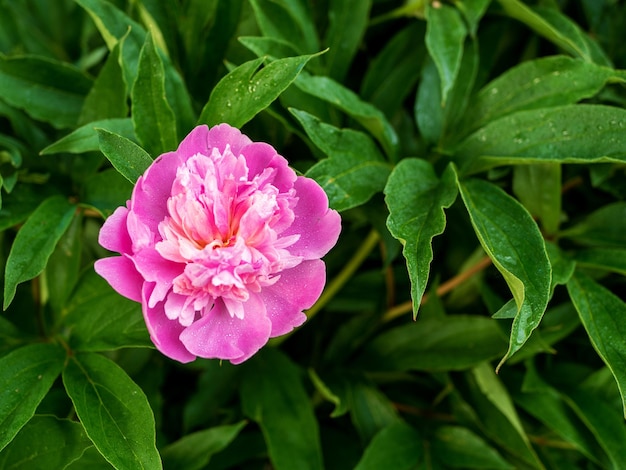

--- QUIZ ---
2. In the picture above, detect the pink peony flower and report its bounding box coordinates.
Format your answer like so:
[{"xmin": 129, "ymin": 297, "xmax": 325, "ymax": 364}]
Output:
[{"xmin": 94, "ymin": 124, "xmax": 341, "ymax": 364}]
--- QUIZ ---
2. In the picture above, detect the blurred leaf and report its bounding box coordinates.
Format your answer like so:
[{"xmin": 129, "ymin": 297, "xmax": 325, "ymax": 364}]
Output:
[
  {"xmin": 41, "ymin": 118, "xmax": 135, "ymax": 156},
  {"xmin": 4, "ymin": 195, "xmax": 76, "ymax": 310},
  {"xmin": 0, "ymin": 54, "xmax": 92, "ymax": 129},
  {"xmin": 567, "ymin": 272, "xmax": 626, "ymax": 417},
  {"xmin": 132, "ymin": 31, "xmax": 178, "ymax": 157},
  {"xmin": 0, "ymin": 415, "xmax": 91, "ymax": 470},
  {"xmin": 415, "ymin": 57, "xmax": 443, "ymax": 145},
  {"xmin": 458, "ymin": 105, "xmax": 626, "ymax": 174},
  {"xmin": 97, "ymin": 128, "xmax": 153, "ymax": 183},
  {"xmin": 199, "ymin": 52, "xmax": 320, "ymax": 128},
  {"xmin": 560, "ymin": 202, "xmax": 626, "ymax": 248},
  {"xmin": 425, "ymin": 2, "xmax": 467, "ymax": 104},
  {"xmin": 82, "ymin": 169, "xmax": 133, "ymax": 218},
  {"xmin": 513, "ymin": 163, "xmax": 561, "ymax": 235},
  {"xmin": 62, "ymin": 352, "xmax": 161, "ymax": 470},
  {"xmin": 458, "ymin": 178, "xmax": 551, "ymax": 369},
  {"xmin": 357, "ymin": 315, "xmax": 508, "ymax": 372},
  {"xmin": 324, "ymin": 0, "xmax": 371, "ymax": 81},
  {"xmin": 0, "ymin": 343, "xmax": 65, "ymax": 451},
  {"xmin": 497, "ymin": 0, "xmax": 610, "ymax": 65},
  {"xmin": 354, "ymin": 421, "xmax": 423, "ymax": 470},
  {"xmin": 432, "ymin": 425, "xmax": 513, "ymax": 469},
  {"xmin": 0, "ymin": 316, "xmax": 26, "ymax": 358},
  {"xmin": 459, "ymin": 55, "xmax": 622, "ymax": 138},
  {"xmin": 457, "ymin": 0, "xmax": 492, "ymax": 36},
  {"xmin": 241, "ymin": 349, "xmax": 323, "ymax": 470},
  {"xmin": 161, "ymin": 421, "xmax": 246, "ymax": 470},
  {"xmin": 574, "ymin": 247, "xmax": 626, "ymax": 275},
  {"xmin": 78, "ymin": 38, "xmax": 127, "ymax": 125},
  {"xmin": 291, "ymin": 109, "xmax": 391, "ymax": 211},
  {"xmin": 545, "ymin": 242, "xmax": 576, "ymax": 292},
  {"xmin": 64, "ymin": 269, "xmax": 151, "ymax": 351},
  {"xmin": 64, "ymin": 446, "xmax": 113, "ymax": 470},
  {"xmin": 348, "ymin": 379, "xmax": 399, "ymax": 442},
  {"xmin": 295, "ymin": 73, "xmax": 398, "ymax": 159},
  {"xmin": 385, "ymin": 160, "xmax": 457, "ymax": 316},
  {"xmin": 0, "ymin": 184, "xmax": 53, "ymax": 232}
]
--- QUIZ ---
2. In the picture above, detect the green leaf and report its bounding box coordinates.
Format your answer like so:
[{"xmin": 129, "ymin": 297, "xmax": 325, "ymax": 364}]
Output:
[
  {"xmin": 348, "ymin": 379, "xmax": 399, "ymax": 442},
  {"xmin": 0, "ymin": 183, "xmax": 52, "ymax": 232},
  {"xmin": 560, "ymin": 202, "xmax": 626, "ymax": 248},
  {"xmin": 574, "ymin": 247, "xmax": 626, "ymax": 276},
  {"xmin": 324, "ymin": 0, "xmax": 371, "ymax": 81},
  {"xmin": 432, "ymin": 425, "xmax": 513, "ymax": 469},
  {"xmin": 199, "ymin": 52, "xmax": 320, "ymax": 128},
  {"xmin": 513, "ymin": 163, "xmax": 562, "ymax": 235},
  {"xmin": 385, "ymin": 160, "xmax": 457, "ymax": 316},
  {"xmin": 497, "ymin": 0, "xmax": 610, "ymax": 65},
  {"xmin": 0, "ymin": 54, "xmax": 92, "ymax": 129},
  {"xmin": 161, "ymin": 422, "xmax": 246, "ymax": 470},
  {"xmin": 291, "ymin": 108, "xmax": 391, "ymax": 211},
  {"xmin": 458, "ymin": 105, "xmax": 626, "ymax": 174},
  {"xmin": 0, "ymin": 343, "xmax": 65, "ymax": 451},
  {"xmin": 567, "ymin": 272, "xmax": 626, "ymax": 417},
  {"xmin": 65, "ymin": 446, "xmax": 114, "ymax": 470},
  {"xmin": 97, "ymin": 128, "xmax": 153, "ymax": 183},
  {"xmin": 458, "ymin": 178, "xmax": 552, "ymax": 369},
  {"xmin": 425, "ymin": 2, "xmax": 467, "ymax": 104},
  {"xmin": 456, "ymin": 0, "xmax": 492, "ymax": 36},
  {"xmin": 41, "ymin": 118, "xmax": 135, "ymax": 156},
  {"xmin": 4, "ymin": 195, "xmax": 76, "ymax": 310},
  {"xmin": 357, "ymin": 315, "xmax": 508, "ymax": 372},
  {"xmin": 82, "ymin": 169, "xmax": 133, "ymax": 218},
  {"xmin": 62, "ymin": 352, "xmax": 161, "ymax": 470},
  {"xmin": 78, "ymin": 38, "xmax": 127, "ymax": 125},
  {"xmin": 240, "ymin": 349, "xmax": 323, "ymax": 470},
  {"xmin": 354, "ymin": 421, "xmax": 423, "ymax": 470},
  {"xmin": 0, "ymin": 415, "xmax": 91, "ymax": 470},
  {"xmin": 294, "ymin": 73, "xmax": 398, "ymax": 159},
  {"xmin": 132, "ymin": 31, "xmax": 178, "ymax": 157},
  {"xmin": 459, "ymin": 55, "xmax": 622, "ymax": 138},
  {"xmin": 64, "ymin": 269, "xmax": 151, "ymax": 351}
]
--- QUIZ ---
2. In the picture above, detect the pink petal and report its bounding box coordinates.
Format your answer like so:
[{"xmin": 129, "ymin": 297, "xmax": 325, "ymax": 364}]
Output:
[
  {"xmin": 205, "ymin": 123, "xmax": 252, "ymax": 156},
  {"xmin": 180, "ymin": 294, "xmax": 272, "ymax": 364},
  {"xmin": 98, "ymin": 206, "xmax": 132, "ymax": 254},
  {"xmin": 142, "ymin": 283, "xmax": 196, "ymax": 363},
  {"xmin": 132, "ymin": 247, "xmax": 183, "ymax": 304},
  {"xmin": 261, "ymin": 259, "xmax": 326, "ymax": 337},
  {"xmin": 94, "ymin": 256, "xmax": 143, "ymax": 302},
  {"xmin": 241, "ymin": 142, "xmax": 296, "ymax": 191},
  {"xmin": 283, "ymin": 177, "xmax": 341, "ymax": 259},
  {"xmin": 175, "ymin": 125, "xmax": 211, "ymax": 159}
]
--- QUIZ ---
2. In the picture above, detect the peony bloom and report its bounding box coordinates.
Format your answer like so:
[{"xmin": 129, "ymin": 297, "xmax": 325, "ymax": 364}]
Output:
[{"xmin": 94, "ymin": 124, "xmax": 341, "ymax": 364}]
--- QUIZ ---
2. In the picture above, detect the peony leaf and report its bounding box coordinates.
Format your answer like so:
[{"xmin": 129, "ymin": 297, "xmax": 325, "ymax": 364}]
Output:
[
  {"xmin": 41, "ymin": 118, "xmax": 135, "ymax": 155},
  {"xmin": 0, "ymin": 54, "xmax": 92, "ymax": 129},
  {"xmin": 199, "ymin": 52, "xmax": 321, "ymax": 128},
  {"xmin": 3, "ymin": 195, "xmax": 76, "ymax": 310},
  {"xmin": 457, "ymin": 105, "xmax": 626, "ymax": 174},
  {"xmin": 132, "ymin": 31, "xmax": 178, "ymax": 157},
  {"xmin": 161, "ymin": 422, "xmax": 246, "ymax": 470},
  {"xmin": 0, "ymin": 416, "xmax": 92, "ymax": 470},
  {"xmin": 560, "ymin": 202, "xmax": 626, "ymax": 248},
  {"xmin": 512, "ymin": 163, "xmax": 561, "ymax": 235},
  {"xmin": 241, "ymin": 349, "xmax": 323, "ymax": 470},
  {"xmin": 291, "ymin": 108, "xmax": 391, "ymax": 211},
  {"xmin": 574, "ymin": 247, "xmax": 626, "ymax": 276},
  {"xmin": 425, "ymin": 2, "xmax": 467, "ymax": 105},
  {"xmin": 432, "ymin": 425, "xmax": 513, "ymax": 469},
  {"xmin": 567, "ymin": 272, "xmax": 626, "ymax": 417},
  {"xmin": 384, "ymin": 160, "xmax": 458, "ymax": 317},
  {"xmin": 96, "ymin": 128, "xmax": 153, "ymax": 183},
  {"xmin": 0, "ymin": 343, "xmax": 65, "ymax": 452},
  {"xmin": 458, "ymin": 178, "xmax": 551, "ymax": 369},
  {"xmin": 64, "ymin": 269, "xmax": 151, "ymax": 352},
  {"xmin": 62, "ymin": 352, "xmax": 161, "ymax": 470},
  {"xmin": 354, "ymin": 421, "xmax": 423, "ymax": 470},
  {"xmin": 82, "ymin": 169, "xmax": 133, "ymax": 218}
]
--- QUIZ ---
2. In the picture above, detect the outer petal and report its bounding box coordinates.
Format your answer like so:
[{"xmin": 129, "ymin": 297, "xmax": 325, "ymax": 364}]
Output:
[
  {"xmin": 175, "ymin": 124, "xmax": 211, "ymax": 159},
  {"xmin": 98, "ymin": 206, "xmax": 132, "ymax": 254},
  {"xmin": 261, "ymin": 259, "xmax": 326, "ymax": 337},
  {"xmin": 282, "ymin": 177, "xmax": 341, "ymax": 259},
  {"xmin": 142, "ymin": 283, "xmax": 196, "ymax": 363},
  {"xmin": 180, "ymin": 294, "xmax": 272, "ymax": 364},
  {"xmin": 94, "ymin": 256, "xmax": 144, "ymax": 303},
  {"xmin": 241, "ymin": 142, "xmax": 296, "ymax": 191},
  {"xmin": 206, "ymin": 123, "xmax": 252, "ymax": 156}
]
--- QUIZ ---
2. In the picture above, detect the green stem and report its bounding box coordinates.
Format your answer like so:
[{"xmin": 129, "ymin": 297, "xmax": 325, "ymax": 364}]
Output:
[{"xmin": 270, "ymin": 229, "xmax": 380, "ymax": 346}]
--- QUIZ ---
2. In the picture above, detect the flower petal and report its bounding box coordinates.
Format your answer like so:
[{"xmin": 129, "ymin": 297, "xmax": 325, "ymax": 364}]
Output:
[
  {"xmin": 175, "ymin": 124, "xmax": 211, "ymax": 159},
  {"xmin": 262, "ymin": 259, "xmax": 326, "ymax": 337},
  {"xmin": 241, "ymin": 142, "xmax": 296, "ymax": 191},
  {"xmin": 180, "ymin": 294, "xmax": 272, "ymax": 364},
  {"xmin": 142, "ymin": 283, "xmax": 196, "ymax": 363},
  {"xmin": 283, "ymin": 177, "xmax": 342, "ymax": 259},
  {"xmin": 94, "ymin": 256, "xmax": 143, "ymax": 303},
  {"xmin": 206, "ymin": 123, "xmax": 252, "ymax": 156},
  {"xmin": 98, "ymin": 206, "xmax": 132, "ymax": 254}
]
